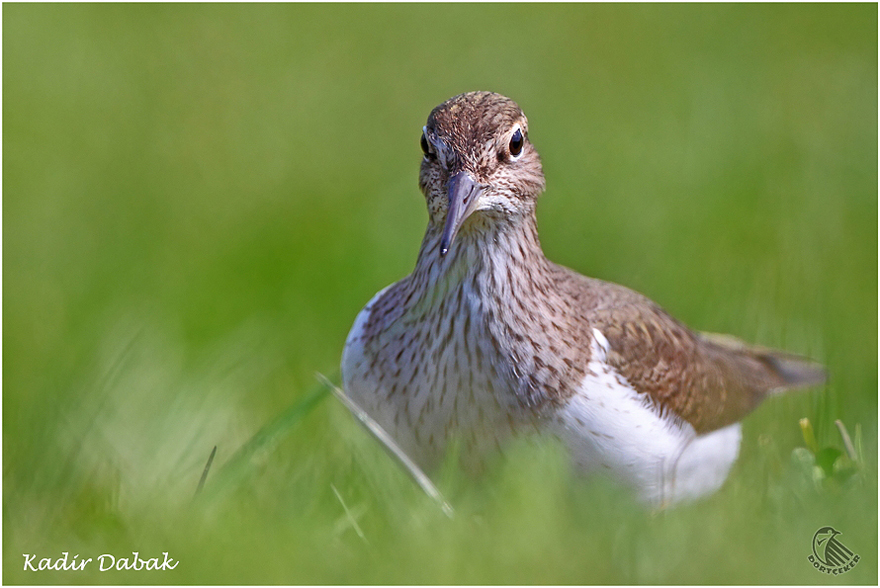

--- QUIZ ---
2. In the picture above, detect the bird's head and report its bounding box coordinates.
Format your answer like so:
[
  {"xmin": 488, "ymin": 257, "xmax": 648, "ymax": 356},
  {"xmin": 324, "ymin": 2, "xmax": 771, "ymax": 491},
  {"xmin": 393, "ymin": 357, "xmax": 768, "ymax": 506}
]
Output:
[{"xmin": 418, "ymin": 92, "xmax": 546, "ymax": 256}]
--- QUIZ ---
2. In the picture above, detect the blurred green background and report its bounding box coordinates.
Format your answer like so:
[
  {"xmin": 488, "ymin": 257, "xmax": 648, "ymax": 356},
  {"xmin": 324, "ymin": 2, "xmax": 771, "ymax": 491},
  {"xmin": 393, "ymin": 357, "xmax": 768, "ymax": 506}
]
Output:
[{"xmin": 3, "ymin": 3, "xmax": 876, "ymax": 584}]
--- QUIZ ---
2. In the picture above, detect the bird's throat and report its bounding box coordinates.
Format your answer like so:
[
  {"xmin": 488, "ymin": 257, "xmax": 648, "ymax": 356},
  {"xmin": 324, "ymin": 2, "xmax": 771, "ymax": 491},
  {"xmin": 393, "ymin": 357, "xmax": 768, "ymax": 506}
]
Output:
[
  {"xmin": 399, "ymin": 218, "xmax": 559, "ymax": 349},
  {"xmin": 414, "ymin": 215, "xmax": 548, "ymax": 300}
]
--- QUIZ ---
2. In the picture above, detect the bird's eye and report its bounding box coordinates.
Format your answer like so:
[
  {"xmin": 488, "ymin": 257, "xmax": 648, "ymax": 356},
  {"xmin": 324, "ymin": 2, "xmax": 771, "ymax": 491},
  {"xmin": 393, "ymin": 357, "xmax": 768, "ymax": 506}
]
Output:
[
  {"xmin": 509, "ymin": 127, "xmax": 524, "ymax": 159},
  {"xmin": 420, "ymin": 130, "xmax": 434, "ymax": 159}
]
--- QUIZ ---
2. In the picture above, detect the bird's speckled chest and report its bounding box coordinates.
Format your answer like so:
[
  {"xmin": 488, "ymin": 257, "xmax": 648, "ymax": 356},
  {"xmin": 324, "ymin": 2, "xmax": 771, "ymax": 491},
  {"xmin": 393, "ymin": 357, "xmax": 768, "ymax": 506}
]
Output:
[{"xmin": 342, "ymin": 268, "xmax": 535, "ymax": 470}]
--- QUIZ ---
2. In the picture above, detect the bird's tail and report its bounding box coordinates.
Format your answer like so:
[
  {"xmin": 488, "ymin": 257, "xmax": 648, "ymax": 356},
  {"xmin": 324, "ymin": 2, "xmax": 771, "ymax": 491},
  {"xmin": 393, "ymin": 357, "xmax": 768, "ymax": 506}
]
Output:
[{"xmin": 699, "ymin": 332, "xmax": 827, "ymax": 391}]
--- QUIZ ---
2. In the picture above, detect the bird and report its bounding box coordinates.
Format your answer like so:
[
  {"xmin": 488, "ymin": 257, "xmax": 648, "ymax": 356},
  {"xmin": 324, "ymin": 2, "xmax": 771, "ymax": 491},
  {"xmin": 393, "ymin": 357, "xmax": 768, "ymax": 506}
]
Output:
[{"xmin": 341, "ymin": 91, "xmax": 826, "ymax": 504}]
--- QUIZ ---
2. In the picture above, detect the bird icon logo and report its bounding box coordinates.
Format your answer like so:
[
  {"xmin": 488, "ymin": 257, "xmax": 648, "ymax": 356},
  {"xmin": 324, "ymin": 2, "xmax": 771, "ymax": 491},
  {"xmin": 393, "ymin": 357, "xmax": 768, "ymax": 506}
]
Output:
[{"xmin": 809, "ymin": 526, "xmax": 859, "ymax": 575}]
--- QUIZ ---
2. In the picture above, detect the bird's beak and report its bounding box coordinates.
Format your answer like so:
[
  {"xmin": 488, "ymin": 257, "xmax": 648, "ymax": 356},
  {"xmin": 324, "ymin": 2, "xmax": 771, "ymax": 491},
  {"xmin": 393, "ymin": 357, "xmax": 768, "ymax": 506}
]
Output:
[{"xmin": 440, "ymin": 171, "xmax": 482, "ymax": 256}]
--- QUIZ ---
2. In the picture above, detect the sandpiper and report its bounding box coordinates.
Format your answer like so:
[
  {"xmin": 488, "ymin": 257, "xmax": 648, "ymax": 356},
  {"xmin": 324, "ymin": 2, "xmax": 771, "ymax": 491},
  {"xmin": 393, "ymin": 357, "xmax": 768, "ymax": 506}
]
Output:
[{"xmin": 341, "ymin": 91, "xmax": 825, "ymax": 503}]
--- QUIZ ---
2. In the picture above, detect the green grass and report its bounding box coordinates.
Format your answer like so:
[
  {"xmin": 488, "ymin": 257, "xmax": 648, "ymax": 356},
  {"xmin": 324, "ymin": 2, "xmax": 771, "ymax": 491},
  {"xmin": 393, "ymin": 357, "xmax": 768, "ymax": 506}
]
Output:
[{"xmin": 4, "ymin": 3, "xmax": 876, "ymax": 584}]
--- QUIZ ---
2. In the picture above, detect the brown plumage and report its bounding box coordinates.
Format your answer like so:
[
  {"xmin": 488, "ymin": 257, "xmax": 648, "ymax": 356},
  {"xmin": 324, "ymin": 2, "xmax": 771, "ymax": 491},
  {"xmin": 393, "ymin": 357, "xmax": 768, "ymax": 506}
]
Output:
[{"xmin": 342, "ymin": 91, "xmax": 826, "ymax": 503}]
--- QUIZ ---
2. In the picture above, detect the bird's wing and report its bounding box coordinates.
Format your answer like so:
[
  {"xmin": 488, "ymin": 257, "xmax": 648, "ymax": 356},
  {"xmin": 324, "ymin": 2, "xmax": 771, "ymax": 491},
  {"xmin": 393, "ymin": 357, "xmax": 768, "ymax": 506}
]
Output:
[{"xmin": 588, "ymin": 300, "xmax": 823, "ymax": 433}]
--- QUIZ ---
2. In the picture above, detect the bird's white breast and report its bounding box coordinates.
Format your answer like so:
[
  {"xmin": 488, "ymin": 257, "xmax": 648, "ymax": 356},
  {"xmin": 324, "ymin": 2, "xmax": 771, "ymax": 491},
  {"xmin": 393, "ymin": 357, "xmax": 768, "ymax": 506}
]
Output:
[{"xmin": 551, "ymin": 329, "xmax": 742, "ymax": 504}]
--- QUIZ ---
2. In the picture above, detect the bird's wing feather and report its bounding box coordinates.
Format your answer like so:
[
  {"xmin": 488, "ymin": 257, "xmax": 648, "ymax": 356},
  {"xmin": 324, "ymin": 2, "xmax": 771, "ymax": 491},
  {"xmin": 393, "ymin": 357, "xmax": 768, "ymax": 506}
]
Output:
[{"xmin": 588, "ymin": 300, "xmax": 820, "ymax": 433}]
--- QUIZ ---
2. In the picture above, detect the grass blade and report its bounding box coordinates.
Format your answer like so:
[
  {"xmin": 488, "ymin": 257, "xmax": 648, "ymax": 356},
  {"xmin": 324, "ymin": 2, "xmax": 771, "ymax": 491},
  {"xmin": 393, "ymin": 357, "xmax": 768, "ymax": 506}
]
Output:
[
  {"xmin": 317, "ymin": 372, "xmax": 454, "ymax": 518},
  {"xmin": 199, "ymin": 382, "xmax": 329, "ymax": 500}
]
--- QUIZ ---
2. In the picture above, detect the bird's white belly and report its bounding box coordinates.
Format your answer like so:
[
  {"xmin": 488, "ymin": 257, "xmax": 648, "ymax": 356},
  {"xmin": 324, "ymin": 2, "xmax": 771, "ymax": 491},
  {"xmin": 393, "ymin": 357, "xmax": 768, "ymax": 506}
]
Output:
[{"xmin": 550, "ymin": 329, "xmax": 742, "ymax": 504}]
